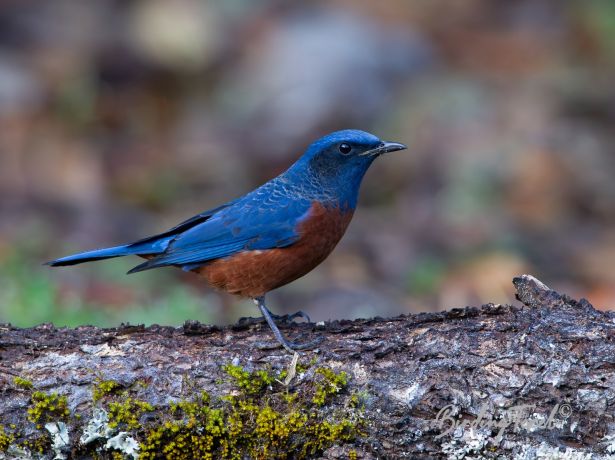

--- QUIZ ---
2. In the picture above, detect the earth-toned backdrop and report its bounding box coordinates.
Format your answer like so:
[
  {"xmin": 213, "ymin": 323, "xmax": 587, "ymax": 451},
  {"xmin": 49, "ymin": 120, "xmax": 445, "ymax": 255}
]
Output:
[{"xmin": 1, "ymin": 1, "xmax": 614, "ymax": 326}]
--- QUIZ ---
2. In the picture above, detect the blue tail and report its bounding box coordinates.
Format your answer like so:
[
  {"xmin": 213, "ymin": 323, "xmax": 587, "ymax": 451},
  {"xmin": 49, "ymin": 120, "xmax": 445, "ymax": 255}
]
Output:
[
  {"xmin": 46, "ymin": 233, "xmax": 175, "ymax": 267},
  {"xmin": 45, "ymin": 245, "xmax": 142, "ymax": 266},
  {"xmin": 46, "ymin": 201, "xmax": 231, "ymax": 269}
]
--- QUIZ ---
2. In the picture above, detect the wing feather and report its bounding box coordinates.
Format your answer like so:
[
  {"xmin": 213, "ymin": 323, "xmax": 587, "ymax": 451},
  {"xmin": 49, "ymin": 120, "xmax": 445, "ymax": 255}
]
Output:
[{"xmin": 128, "ymin": 181, "xmax": 311, "ymax": 273}]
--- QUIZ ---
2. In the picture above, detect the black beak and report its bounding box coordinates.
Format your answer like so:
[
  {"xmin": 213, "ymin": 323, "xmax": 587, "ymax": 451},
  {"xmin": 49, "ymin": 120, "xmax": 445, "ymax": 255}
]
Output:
[
  {"xmin": 360, "ymin": 141, "xmax": 407, "ymax": 157},
  {"xmin": 380, "ymin": 141, "xmax": 407, "ymax": 154}
]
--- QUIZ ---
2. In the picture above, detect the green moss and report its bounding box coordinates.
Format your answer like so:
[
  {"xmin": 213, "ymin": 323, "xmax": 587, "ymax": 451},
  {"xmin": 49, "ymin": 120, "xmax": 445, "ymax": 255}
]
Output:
[
  {"xmin": 302, "ymin": 419, "xmax": 357, "ymax": 456},
  {"xmin": 16, "ymin": 360, "xmax": 362, "ymax": 458},
  {"xmin": 107, "ymin": 397, "xmax": 154, "ymax": 430},
  {"xmin": 12, "ymin": 376, "xmax": 33, "ymax": 390},
  {"xmin": 138, "ymin": 362, "xmax": 363, "ymax": 459},
  {"xmin": 92, "ymin": 379, "xmax": 123, "ymax": 402},
  {"xmin": 277, "ymin": 359, "xmax": 311, "ymax": 382},
  {"xmin": 14, "ymin": 389, "xmax": 71, "ymax": 456},
  {"xmin": 348, "ymin": 390, "xmax": 367, "ymax": 410},
  {"xmin": 170, "ymin": 391, "xmax": 210, "ymax": 418},
  {"xmin": 312, "ymin": 367, "xmax": 348, "ymax": 406},
  {"xmin": 222, "ymin": 363, "xmax": 275, "ymax": 395},
  {"xmin": 27, "ymin": 391, "xmax": 69, "ymax": 428},
  {"xmin": 20, "ymin": 435, "xmax": 51, "ymax": 455},
  {"xmin": 0, "ymin": 425, "xmax": 14, "ymax": 452}
]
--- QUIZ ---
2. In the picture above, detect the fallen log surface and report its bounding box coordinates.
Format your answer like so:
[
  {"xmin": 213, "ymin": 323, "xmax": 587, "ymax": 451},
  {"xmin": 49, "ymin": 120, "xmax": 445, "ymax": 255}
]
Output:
[{"xmin": 1, "ymin": 274, "xmax": 614, "ymax": 459}]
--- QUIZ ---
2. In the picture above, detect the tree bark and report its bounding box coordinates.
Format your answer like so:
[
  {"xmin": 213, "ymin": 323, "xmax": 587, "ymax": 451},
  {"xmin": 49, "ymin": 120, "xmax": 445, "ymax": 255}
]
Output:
[{"xmin": 1, "ymin": 275, "xmax": 614, "ymax": 459}]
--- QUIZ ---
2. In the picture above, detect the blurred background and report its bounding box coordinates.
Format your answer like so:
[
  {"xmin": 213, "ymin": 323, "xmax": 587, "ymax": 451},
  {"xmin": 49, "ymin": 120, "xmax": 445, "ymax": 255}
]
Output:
[{"xmin": 1, "ymin": 0, "xmax": 614, "ymax": 327}]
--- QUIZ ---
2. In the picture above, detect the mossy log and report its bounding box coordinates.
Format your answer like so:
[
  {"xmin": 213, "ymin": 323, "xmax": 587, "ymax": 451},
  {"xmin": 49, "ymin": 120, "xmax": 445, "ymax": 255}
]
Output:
[{"xmin": 1, "ymin": 275, "xmax": 614, "ymax": 459}]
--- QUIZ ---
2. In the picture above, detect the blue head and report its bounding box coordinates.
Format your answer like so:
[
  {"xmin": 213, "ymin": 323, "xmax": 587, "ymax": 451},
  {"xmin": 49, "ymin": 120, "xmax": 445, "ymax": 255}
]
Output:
[{"xmin": 285, "ymin": 129, "xmax": 406, "ymax": 208}]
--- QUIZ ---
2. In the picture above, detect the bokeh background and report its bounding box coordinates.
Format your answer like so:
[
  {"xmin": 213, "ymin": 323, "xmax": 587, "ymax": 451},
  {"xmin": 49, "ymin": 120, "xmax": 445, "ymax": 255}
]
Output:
[{"xmin": 1, "ymin": 0, "xmax": 614, "ymax": 327}]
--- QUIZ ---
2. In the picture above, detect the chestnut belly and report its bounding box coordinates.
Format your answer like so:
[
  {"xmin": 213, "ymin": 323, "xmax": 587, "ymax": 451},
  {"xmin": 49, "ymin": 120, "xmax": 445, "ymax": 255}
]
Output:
[
  {"xmin": 193, "ymin": 246, "xmax": 327, "ymax": 297},
  {"xmin": 193, "ymin": 203, "xmax": 354, "ymax": 298}
]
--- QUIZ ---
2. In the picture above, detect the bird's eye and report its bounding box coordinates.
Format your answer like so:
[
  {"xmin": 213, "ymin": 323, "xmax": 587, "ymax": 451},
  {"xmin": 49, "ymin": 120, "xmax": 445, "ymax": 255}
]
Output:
[{"xmin": 339, "ymin": 143, "xmax": 352, "ymax": 155}]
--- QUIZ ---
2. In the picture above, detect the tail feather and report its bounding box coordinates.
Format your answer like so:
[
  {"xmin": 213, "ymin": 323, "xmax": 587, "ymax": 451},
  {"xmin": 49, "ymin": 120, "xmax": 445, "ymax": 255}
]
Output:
[
  {"xmin": 45, "ymin": 245, "xmax": 139, "ymax": 267},
  {"xmin": 46, "ymin": 202, "xmax": 230, "ymax": 270},
  {"xmin": 46, "ymin": 234, "xmax": 175, "ymax": 268}
]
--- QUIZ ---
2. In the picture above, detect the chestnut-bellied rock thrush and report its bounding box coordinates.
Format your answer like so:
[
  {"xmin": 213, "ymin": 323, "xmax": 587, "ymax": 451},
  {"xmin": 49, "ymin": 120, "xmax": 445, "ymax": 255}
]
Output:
[{"xmin": 47, "ymin": 129, "xmax": 407, "ymax": 352}]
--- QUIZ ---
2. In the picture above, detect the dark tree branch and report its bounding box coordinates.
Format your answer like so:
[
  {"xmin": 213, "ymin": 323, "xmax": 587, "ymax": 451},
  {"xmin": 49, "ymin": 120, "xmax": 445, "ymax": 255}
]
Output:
[{"xmin": 0, "ymin": 275, "xmax": 614, "ymax": 459}]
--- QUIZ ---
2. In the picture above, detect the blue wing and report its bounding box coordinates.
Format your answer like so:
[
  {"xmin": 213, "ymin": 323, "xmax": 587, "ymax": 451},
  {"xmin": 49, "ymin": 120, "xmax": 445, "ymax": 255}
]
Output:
[{"xmin": 127, "ymin": 181, "xmax": 312, "ymax": 273}]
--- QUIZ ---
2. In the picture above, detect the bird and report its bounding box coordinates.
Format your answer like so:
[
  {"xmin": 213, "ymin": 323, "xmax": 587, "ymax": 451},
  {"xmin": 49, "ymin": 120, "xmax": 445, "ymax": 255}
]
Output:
[{"xmin": 46, "ymin": 129, "xmax": 407, "ymax": 352}]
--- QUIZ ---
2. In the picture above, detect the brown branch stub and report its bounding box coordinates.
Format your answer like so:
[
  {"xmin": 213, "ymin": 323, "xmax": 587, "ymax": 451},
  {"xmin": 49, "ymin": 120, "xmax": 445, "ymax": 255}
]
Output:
[
  {"xmin": 0, "ymin": 275, "xmax": 613, "ymax": 459},
  {"xmin": 512, "ymin": 273, "xmax": 566, "ymax": 310},
  {"xmin": 513, "ymin": 274, "xmax": 554, "ymax": 307}
]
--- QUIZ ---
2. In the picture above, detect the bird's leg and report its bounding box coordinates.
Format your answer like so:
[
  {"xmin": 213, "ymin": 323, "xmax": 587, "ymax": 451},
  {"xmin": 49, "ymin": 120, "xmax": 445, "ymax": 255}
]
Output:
[{"xmin": 254, "ymin": 296, "xmax": 322, "ymax": 353}]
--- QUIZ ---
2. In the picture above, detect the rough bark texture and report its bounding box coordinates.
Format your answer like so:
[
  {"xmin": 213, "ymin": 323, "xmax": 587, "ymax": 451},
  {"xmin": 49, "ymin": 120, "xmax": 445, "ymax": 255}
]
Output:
[{"xmin": 1, "ymin": 275, "xmax": 614, "ymax": 459}]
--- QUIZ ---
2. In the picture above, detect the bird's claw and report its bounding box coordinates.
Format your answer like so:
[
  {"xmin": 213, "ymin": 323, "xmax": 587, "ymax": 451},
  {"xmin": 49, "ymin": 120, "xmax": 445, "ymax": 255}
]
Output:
[
  {"xmin": 271, "ymin": 310, "xmax": 311, "ymax": 324},
  {"xmin": 239, "ymin": 310, "xmax": 311, "ymax": 326}
]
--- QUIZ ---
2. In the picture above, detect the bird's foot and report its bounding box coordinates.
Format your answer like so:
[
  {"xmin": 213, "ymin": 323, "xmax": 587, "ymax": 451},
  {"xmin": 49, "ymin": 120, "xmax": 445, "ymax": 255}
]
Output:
[
  {"xmin": 271, "ymin": 310, "xmax": 311, "ymax": 324},
  {"xmin": 239, "ymin": 309, "xmax": 311, "ymax": 326},
  {"xmin": 254, "ymin": 297, "xmax": 321, "ymax": 354}
]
